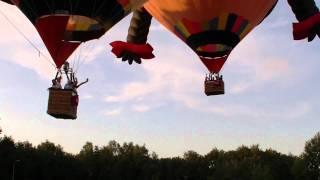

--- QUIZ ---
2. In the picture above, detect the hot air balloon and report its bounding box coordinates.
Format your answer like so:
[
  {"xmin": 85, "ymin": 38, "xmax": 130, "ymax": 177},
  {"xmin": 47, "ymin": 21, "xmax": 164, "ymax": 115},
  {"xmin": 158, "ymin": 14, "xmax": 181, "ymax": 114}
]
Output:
[
  {"xmin": 288, "ymin": 0, "xmax": 320, "ymax": 41},
  {"xmin": 142, "ymin": 0, "xmax": 278, "ymax": 95},
  {"xmin": 0, "ymin": 0, "xmax": 147, "ymax": 119}
]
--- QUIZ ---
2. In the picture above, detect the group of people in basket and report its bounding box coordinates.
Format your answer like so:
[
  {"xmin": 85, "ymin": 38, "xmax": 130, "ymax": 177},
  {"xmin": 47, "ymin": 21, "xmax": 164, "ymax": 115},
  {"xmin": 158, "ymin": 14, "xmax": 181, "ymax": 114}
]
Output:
[
  {"xmin": 51, "ymin": 62, "xmax": 89, "ymax": 107},
  {"xmin": 206, "ymin": 73, "xmax": 223, "ymax": 82}
]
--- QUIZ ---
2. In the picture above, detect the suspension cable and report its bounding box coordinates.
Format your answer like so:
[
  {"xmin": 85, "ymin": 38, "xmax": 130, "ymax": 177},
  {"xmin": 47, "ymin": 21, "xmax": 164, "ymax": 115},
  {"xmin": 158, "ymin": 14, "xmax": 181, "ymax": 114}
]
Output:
[
  {"xmin": 75, "ymin": 41, "xmax": 96, "ymax": 74},
  {"xmin": 0, "ymin": 8, "xmax": 56, "ymax": 68}
]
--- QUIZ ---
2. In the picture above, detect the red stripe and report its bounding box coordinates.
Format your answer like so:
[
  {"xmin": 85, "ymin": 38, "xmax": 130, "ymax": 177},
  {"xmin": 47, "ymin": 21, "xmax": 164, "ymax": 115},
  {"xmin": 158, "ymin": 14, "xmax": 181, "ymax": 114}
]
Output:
[
  {"xmin": 200, "ymin": 44, "xmax": 216, "ymax": 52},
  {"xmin": 231, "ymin": 17, "xmax": 243, "ymax": 33},
  {"xmin": 35, "ymin": 16, "xmax": 80, "ymax": 68},
  {"xmin": 200, "ymin": 56, "xmax": 228, "ymax": 73},
  {"xmin": 182, "ymin": 18, "xmax": 203, "ymax": 34}
]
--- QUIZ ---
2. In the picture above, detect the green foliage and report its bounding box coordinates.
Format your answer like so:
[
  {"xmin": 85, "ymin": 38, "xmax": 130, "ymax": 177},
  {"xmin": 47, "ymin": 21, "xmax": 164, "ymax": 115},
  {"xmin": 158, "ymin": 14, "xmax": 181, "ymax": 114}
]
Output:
[
  {"xmin": 303, "ymin": 132, "xmax": 320, "ymax": 180},
  {"xmin": 0, "ymin": 132, "xmax": 319, "ymax": 180}
]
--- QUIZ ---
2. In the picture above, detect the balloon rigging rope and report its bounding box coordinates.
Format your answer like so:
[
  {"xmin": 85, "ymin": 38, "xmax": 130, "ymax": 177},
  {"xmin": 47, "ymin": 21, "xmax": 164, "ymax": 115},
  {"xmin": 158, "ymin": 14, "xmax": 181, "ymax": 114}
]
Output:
[
  {"xmin": 0, "ymin": 8, "xmax": 57, "ymax": 69},
  {"xmin": 75, "ymin": 42, "xmax": 95, "ymax": 74},
  {"xmin": 71, "ymin": 45, "xmax": 79, "ymax": 70},
  {"xmin": 76, "ymin": 43, "xmax": 85, "ymax": 73},
  {"xmin": 72, "ymin": 43, "xmax": 82, "ymax": 72}
]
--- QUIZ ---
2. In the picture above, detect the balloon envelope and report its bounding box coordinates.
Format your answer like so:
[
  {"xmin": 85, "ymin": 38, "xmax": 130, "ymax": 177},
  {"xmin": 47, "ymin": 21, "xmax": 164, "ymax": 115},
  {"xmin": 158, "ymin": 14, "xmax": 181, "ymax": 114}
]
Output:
[
  {"xmin": 1, "ymin": 0, "xmax": 147, "ymax": 68},
  {"xmin": 145, "ymin": 0, "xmax": 278, "ymax": 72}
]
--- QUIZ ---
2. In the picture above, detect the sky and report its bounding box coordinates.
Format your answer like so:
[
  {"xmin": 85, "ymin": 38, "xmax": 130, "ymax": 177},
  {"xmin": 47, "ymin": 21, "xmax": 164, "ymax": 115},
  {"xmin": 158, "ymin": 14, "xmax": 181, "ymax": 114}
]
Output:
[{"xmin": 0, "ymin": 1, "xmax": 319, "ymax": 158}]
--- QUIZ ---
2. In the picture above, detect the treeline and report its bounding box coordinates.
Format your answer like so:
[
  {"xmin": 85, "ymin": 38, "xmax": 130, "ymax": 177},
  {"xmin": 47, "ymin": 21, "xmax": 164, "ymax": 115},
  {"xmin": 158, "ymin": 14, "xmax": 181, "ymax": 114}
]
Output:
[{"xmin": 0, "ymin": 132, "xmax": 319, "ymax": 180}]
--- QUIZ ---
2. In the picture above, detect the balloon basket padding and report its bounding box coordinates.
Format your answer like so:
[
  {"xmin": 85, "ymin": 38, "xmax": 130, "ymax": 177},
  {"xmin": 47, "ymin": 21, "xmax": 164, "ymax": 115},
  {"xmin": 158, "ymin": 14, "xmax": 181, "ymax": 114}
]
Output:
[
  {"xmin": 204, "ymin": 80, "xmax": 225, "ymax": 96},
  {"xmin": 47, "ymin": 88, "xmax": 77, "ymax": 120}
]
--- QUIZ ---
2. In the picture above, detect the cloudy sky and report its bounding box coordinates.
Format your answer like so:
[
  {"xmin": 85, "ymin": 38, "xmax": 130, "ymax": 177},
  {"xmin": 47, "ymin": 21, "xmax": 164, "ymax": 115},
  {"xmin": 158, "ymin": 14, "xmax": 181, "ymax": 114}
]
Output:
[{"xmin": 0, "ymin": 1, "xmax": 319, "ymax": 157}]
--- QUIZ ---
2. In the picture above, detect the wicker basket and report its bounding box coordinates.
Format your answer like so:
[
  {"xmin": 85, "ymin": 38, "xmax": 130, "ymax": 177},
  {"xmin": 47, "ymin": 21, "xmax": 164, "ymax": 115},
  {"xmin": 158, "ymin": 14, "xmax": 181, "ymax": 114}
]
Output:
[
  {"xmin": 204, "ymin": 80, "xmax": 225, "ymax": 96},
  {"xmin": 47, "ymin": 88, "xmax": 77, "ymax": 119}
]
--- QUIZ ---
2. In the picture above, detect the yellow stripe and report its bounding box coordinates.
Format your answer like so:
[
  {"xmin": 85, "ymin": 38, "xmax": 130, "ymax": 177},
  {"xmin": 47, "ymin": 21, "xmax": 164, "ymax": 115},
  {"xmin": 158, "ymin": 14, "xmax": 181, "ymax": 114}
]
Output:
[
  {"xmin": 176, "ymin": 21, "xmax": 190, "ymax": 38},
  {"xmin": 76, "ymin": 21, "xmax": 91, "ymax": 30},
  {"xmin": 197, "ymin": 47, "xmax": 204, "ymax": 51},
  {"xmin": 215, "ymin": 44, "xmax": 221, "ymax": 52},
  {"xmin": 240, "ymin": 25, "xmax": 253, "ymax": 39},
  {"xmin": 68, "ymin": 16, "xmax": 94, "ymax": 31},
  {"xmin": 218, "ymin": 13, "xmax": 228, "ymax": 30},
  {"xmin": 202, "ymin": 22, "xmax": 210, "ymax": 31}
]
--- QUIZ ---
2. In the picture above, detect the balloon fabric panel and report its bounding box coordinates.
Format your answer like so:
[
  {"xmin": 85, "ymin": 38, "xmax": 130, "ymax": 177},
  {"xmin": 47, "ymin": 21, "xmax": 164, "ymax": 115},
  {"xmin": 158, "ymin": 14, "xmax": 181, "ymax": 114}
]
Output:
[
  {"xmin": 145, "ymin": 0, "xmax": 278, "ymax": 72},
  {"xmin": 36, "ymin": 15, "xmax": 81, "ymax": 69},
  {"xmin": 2, "ymin": 0, "xmax": 147, "ymax": 68}
]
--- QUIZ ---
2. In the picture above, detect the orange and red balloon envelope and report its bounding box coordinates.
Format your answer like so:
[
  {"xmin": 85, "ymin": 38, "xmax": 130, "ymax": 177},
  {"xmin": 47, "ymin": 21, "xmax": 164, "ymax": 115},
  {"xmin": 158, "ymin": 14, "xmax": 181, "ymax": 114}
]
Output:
[{"xmin": 144, "ymin": 0, "xmax": 278, "ymax": 72}]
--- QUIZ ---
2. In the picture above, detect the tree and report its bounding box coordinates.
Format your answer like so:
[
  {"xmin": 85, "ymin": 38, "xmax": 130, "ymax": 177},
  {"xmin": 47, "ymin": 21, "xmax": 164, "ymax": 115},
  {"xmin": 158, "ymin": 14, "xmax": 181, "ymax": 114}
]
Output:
[
  {"xmin": 303, "ymin": 132, "xmax": 320, "ymax": 180},
  {"xmin": 291, "ymin": 157, "xmax": 310, "ymax": 180},
  {"xmin": 0, "ymin": 136, "xmax": 16, "ymax": 180},
  {"xmin": 0, "ymin": 133, "xmax": 312, "ymax": 180}
]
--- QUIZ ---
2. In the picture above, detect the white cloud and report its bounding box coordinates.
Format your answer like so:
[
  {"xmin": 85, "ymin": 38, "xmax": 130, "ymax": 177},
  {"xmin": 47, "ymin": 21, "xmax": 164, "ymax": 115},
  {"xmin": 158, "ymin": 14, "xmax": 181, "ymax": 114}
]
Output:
[
  {"xmin": 70, "ymin": 41, "xmax": 105, "ymax": 65},
  {"xmin": 0, "ymin": 4, "xmax": 36, "ymax": 43},
  {"xmin": 132, "ymin": 104, "xmax": 151, "ymax": 112},
  {"xmin": 282, "ymin": 102, "xmax": 313, "ymax": 120},
  {"xmin": 105, "ymin": 81, "xmax": 157, "ymax": 102},
  {"xmin": 229, "ymin": 81, "xmax": 252, "ymax": 94},
  {"xmin": 227, "ymin": 32, "xmax": 296, "ymax": 95},
  {"xmin": 104, "ymin": 47, "xmax": 207, "ymax": 116},
  {"xmin": 229, "ymin": 57, "xmax": 292, "ymax": 95},
  {"xmin": 102, "ymin": 28, "xmax": 304, "ymax": 119},
  {"xmin": 255, "ymin": 58, "xmax": 291, "ymax": 81},
  {"xmin": 150, "ymin": 24, "xmax": 166, "ymax": 32},
  {"xmin": 0, "ymin": 6, "xmax": 57, "ymax": 80},
  {"xmin": 203, "ymin": 101, "xmax": 313, "ymax": 121},
  {"xmin": 104, "ymin": 108, "xmax": 122, "ymax": 116},
  {"xmin": 263, "ymin": 17, "xmax": 291, "ymax": 30},
  {"xmin": 10, "ymin": 46, "xmax": 56, "ymax": 79},
  {"xmin": 81, "ymin": 94, "xmax": 94, "ymax": 100}
]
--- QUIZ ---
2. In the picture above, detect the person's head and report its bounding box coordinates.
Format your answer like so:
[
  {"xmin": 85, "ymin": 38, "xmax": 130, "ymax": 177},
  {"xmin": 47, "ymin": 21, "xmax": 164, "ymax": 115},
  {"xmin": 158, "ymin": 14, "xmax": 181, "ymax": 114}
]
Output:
[{"xmin": 57, "ymin": 76, "xmax": 62, "ymax": 82}]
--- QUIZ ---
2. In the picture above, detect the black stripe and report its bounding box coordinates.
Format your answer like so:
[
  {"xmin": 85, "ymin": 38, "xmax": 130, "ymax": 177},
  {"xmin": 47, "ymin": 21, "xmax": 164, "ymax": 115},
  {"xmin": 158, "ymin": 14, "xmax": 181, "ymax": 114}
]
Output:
[
  {"xmin": 236, "ymin": 20, "xmax": 249, "ymax": 35},
  {"xmin": 197, "ymin": 50, "xmax": 231, "ymax": 58},
  {"xmin": 18, "ymin": 0, "xmax": 125, "ymax": 25},
  {"xmin": 186, "ymin": 30, "xmax": 240, "ymax": 50},
  {"xmin": 226, "ymin": 14, "xmax": 238, "ymax": 32},
  {"xmin": 64, "ymin": 29, "xmax": 105, "ymax": 42}
]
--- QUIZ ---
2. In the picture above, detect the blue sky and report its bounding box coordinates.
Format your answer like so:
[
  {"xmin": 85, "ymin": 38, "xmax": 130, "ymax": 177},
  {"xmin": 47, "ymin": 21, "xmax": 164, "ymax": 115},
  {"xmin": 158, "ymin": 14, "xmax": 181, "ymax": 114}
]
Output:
[{"xmin": 0, "ymin": 1, "xmax": 319, "ymax": 157}]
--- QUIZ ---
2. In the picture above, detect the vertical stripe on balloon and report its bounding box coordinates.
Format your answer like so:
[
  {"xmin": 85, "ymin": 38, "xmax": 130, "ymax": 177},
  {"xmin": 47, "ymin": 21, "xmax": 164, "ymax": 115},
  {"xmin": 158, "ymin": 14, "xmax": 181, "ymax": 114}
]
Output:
[
  {"xmin": 175, "ymin": 21, "xmax": 190, "ymax": 38},
  {"xmin": 209, "ymin": 18, "xmax": 219, "ymax": 30},
  {"xmin": 182, "ymin": 19, "xmax": 202, "ymax": 34},
  {"xmin": 231, "ymin": 17, "xmax": 244, "ymax": 33},
  {"xmin": 240, "ymin": 24, "xmax": 252, "ymax": 39},
  {"xmin": 226, "ymin": 14, "xmax": 238, "ymax": 32},
  {"xmin": 218, "ymin": 13, "xmax": 228, "ymax": 30}
]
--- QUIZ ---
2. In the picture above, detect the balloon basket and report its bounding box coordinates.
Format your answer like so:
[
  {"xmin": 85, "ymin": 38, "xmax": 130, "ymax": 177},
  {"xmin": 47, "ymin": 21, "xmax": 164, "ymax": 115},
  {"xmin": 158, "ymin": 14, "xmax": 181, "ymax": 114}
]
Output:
[
  {"xmin": 47, "ymin": 88, "xmax": 77, "ymax": 120},
  {"xmin": 204, "ymin": 80, "xmax": 225, "ymax": 96}
]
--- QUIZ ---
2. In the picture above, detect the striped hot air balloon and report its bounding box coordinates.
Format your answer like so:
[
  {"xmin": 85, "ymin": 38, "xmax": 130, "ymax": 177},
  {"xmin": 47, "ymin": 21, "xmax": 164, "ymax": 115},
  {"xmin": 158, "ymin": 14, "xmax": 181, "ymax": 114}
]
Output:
[
  {"xmin": 1, "ymin": 0, "xmax": 147, "ymax": 68},
  {"xmin": 0, "ymin": 0, "xmax": 147, "ymax": 119},
  {"xmin": 144, "ymin": 0, "xmax": 278, "ymax": 73}
]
